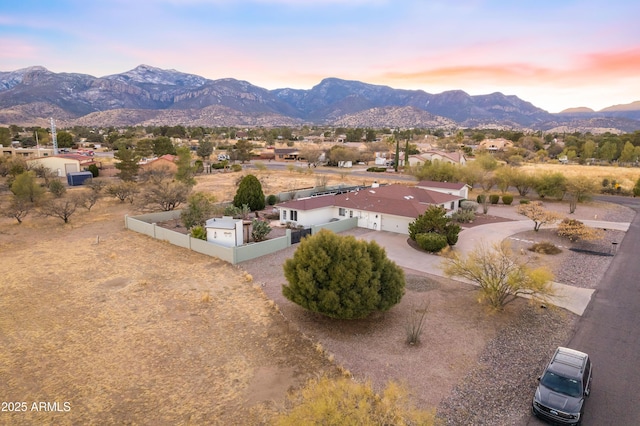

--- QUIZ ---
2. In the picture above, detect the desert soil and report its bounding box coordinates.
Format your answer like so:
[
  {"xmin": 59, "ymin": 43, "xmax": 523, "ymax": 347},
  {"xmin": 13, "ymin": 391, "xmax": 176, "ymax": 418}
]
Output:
[{"xmin": 0, "ymin": 168, "xmax": 634, "ymax": 425}]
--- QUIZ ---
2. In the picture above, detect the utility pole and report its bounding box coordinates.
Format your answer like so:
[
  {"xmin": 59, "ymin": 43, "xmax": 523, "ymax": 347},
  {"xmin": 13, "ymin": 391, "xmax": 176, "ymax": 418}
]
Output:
[
  {"xmin": 50, "ymin": 117, "xmax": 58, "ymax": 155},
  {"xmin": 394, "ymin": 128, "xmax": 400, "ymax": 172}
]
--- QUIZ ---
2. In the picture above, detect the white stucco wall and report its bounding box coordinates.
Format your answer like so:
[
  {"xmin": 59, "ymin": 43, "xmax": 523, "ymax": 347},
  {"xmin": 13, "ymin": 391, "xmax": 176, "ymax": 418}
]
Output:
[
  {"xmin": 280, "ymin": 207, "xmax": 334, "ymax": 228},
  {"xmin": 206, "ymin": 218, "xmax": 243, "ymax": 247}
]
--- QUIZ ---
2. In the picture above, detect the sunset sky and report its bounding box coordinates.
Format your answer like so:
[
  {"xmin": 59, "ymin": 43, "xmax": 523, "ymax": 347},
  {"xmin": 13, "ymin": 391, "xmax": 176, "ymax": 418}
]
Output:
[{"xmin": 2, "ymin": 0, "xmax": 639, "ymax": 113}]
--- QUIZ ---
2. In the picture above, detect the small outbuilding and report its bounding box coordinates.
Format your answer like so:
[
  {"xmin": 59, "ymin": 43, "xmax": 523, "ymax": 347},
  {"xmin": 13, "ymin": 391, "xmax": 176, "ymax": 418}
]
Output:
[
  {"xmin": 205, "ymin": 217, "xmax": 244, "ymax": 247},
  {"xmin": 67, "ymin": 171, "xmax": 94, "ymax": 186}
]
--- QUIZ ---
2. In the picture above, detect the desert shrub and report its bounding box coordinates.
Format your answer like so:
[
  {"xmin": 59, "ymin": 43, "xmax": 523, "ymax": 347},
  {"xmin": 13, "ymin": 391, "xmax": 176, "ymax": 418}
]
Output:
[
  {"xmin": 274, "ymin": 376, "xmax": 435, "ymax": 426},
  {"xmin": 557, "ymin": 218, "xmax": 604, "ymax": 242},
  {"xmin": 231, "ymin": 164, "xmax": 242, "ymax": 172},
  {"xmin": 533, "ymin": 172, "xmax": 567, "ymax": 199},
  {"xmin": 87, "ymin": 164, "xmax": 100, "ymax": 177},
  {"xmin": 211, "ymin": 162, "xmax": 225, "ymax": 170},
  {"xmin": 451, "ymin": 209, "xmax": 475, "ymax": 223},
  {"xmin": 266, "ymin": 194, "xmax": 278, "ymax": 205},
  {"xmin": 405, "ymin": 299, "xmax": 429, "ymax": 346},
  {"xmin": 105, "ymin": 181, "xmax": 138, "ymax": 203},
  {"xmin": 194, "ymin": 159, "xmax": 204, "ymax": 174},
  {"xmin": 49, "ymin": 179, "xmax": 67, "ymax": 197},
  {"xmin": 408, "ymin": 205, "xmax": 460, "ymax": 246},
  {"xmin": 250, "ymin": 219, "xmax": 272, "ymax": 242},
  {"xmin": 528, "ymin": 241, "xmax": 562, "ymax": 255},
  {"xmin": 223, "ymin": 204, "xmax": 242, "ymax": 217},
  {"xmin": 444, "ymin": 241, "xmax": 555, "ymax": 310},
  {"xmin": 282, "ymin": 229, "xmax": 405, "ymax": 319},
  {"xmin": 520, "ymin": 198, "xmax": 530, "ymax": 204},
  {"xmin": 181, "ymin": 192, "xmax": 217, "ymax": 229},
  {"xmin": 460, "ymin": 200, "xmax": 478, "ymax": 212},
  {"xmin": 366, "ymin": 167, "xmax": 387, "ymax": 172},
  {"xmin": 415, "ymin": 232, "xmax": 448, "ymax": 253},
  {"xmin": 476, "ymin": 194, "xmax": 486, "ymax": 204},
  {"xmin": 189, "ymin": 225, "xmax": 207, "ymax": 240},
  {"xmin": 489, "ymin": 194, "xmax": 500, "ymax": 204},
  {"xmin": 502, "ymin": 194, "xmax": 514, "ymax": 205}
]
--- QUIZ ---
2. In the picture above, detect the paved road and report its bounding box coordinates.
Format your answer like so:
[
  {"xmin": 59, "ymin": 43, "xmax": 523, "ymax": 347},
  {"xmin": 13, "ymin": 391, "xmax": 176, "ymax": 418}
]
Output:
[{"xmin": 531, "ymin": 195, "xmax": 640, "ymax": 425}]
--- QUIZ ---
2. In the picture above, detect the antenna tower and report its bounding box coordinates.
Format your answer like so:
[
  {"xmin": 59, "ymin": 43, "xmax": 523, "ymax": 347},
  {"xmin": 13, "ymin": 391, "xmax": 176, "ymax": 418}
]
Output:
[{"xmin": 50, "ymin": 117, "xmax": 58, "ymax": 155}]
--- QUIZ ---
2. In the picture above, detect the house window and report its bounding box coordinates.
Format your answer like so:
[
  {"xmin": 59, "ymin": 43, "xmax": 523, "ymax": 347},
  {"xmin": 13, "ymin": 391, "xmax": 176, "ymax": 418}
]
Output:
[
  {"xmin": 349, "ymin": 210, "xmax": 353, "ymax": 218},
  {"xmin": 451, "ymin": 202, "xmax": 455, "ymax": 209},
  {"xmin": 339, "ymin": 208, "xmax": 346, "ymax": 217},
  {"xmin": 291, "ymin": 210, "xmax": 298, "ymax": 221},
  {"xmin": 282, "ymin": 210, "xmax": 287, "ymax": 221}
]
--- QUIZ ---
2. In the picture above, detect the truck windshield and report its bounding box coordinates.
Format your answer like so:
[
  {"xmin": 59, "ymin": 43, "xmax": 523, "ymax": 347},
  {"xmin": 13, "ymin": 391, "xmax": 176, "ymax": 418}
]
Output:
[{"xmin": 540, "ymin": 371, "xmax": 582, "ymax": 397}]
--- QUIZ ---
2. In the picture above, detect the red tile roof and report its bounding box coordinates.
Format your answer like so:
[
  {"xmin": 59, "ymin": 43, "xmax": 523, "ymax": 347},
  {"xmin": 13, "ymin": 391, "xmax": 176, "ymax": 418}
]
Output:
[{"xmin": 276, "ymin": 184, "xmax": 462, "ymax": 218}]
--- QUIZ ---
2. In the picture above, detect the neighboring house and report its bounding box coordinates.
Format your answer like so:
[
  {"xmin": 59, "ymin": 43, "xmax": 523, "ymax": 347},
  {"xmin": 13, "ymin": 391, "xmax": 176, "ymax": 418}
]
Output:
[
  {"xmin": 408, "ymin": 150, "xmax": 467, "ymax": 167},
  {"xmin": 275, "ymin": 182, "xmax": 463, "ymax": 235},
  {"xmin": 374, "ymin": 151, "xmax": 405, "ymax": 167},
  {"xmin": 27, "ymin": 154, "xmax": 96, "ymax": 177},
  {"xmin": 478, "ymin": 138, "xmax": 514, "ymax": 152},
  {"xmin": 2, "ymin": 146, "xmax": 55, "ymax": 158},
  {"xmin": 139, "ymin": 154, "xmax": 178, "ymax": 173},
  {"xmin": 416, "ymin": 180, "xmax": 471, "ymax": 199},
  {"xmin": 205, "ymin": 217, "xmax": 244, "ymax": 247},
  {"xmin": 274, "ymin": 148, "xmax": 300, "ymax": 161}
]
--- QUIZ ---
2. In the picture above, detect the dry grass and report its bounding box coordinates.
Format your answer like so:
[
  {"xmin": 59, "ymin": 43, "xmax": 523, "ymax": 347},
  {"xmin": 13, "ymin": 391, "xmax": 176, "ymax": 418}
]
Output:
[
  {"xmin": 193, "ymin": 166, "xmax": 388, "ymax": 202},
  {"xmin": 0, "ymin": 197, "xmax": 340, "ymax": 425},
  {"xmin": 520, "ymin": 163, "xmax": 640, "ymax": 189}
]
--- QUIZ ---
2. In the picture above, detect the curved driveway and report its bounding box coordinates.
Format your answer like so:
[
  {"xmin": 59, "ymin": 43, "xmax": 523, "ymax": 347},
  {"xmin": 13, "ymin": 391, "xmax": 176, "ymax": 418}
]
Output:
[{"xmin": 359, "ymin": 218, "xmax": 629, "ymax": 316}]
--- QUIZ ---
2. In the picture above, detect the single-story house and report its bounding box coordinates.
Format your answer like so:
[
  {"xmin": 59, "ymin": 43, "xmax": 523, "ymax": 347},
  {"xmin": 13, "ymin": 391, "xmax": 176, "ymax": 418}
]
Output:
[
  {"xmin": 274, "ymin": 148, "xmax": 300, "ymax": 161},
  {"xmin": 205, "ymin": 217, "xmax": 243, "ymax": 247},
  {"xmin": 27, "ymin": 154, "xmax": 96, "ymax": 177},
  {"xmin": 478, "ymin": 138, "xmax": 514, "ymax": 152},
  {"xmin": 139, "ymin": 154, "xmax": 178, "ymax": 173},
  {"xmin": 408, "ymin": 150, "xmax": 467, "ymax": 167},
  {"xmin": 275, "ymin": 182, "xmax": 464, "ymax": 235},
  {"xmin": 416, "ymin": 180, "xmax": 471, "ymax": 199}
]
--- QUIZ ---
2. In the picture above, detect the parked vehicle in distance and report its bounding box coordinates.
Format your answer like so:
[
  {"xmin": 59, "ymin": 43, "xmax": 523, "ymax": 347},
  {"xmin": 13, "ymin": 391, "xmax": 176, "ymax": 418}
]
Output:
[
  {"xmin": 217, "ymin": 154, "xmax": 230, "ymax": 161},
  {"xmin": 532, "ymin": 347, "xmax": 592, "ymax": 425}
]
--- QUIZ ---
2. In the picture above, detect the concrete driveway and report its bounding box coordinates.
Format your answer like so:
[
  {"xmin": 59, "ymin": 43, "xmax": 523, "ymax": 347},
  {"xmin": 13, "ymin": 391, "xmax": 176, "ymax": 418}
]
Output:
[{"xmin": 357, "ymin": 219, "xmax": 630, "ymax": 316}]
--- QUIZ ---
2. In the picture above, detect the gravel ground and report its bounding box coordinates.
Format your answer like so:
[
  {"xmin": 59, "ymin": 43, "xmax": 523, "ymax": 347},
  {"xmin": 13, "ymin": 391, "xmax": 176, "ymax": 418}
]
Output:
[
  {"xmin": 240, "ymin": 199, "xmax": 636, "ymax": 425},
  {"xmin": 436, "ymin": 199, "xmax": 636, "ymax": 425}
]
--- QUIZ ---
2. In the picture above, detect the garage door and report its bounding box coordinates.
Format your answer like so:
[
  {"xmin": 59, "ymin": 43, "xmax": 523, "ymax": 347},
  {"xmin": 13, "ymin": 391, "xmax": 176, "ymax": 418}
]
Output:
[{"xmin": 380, "ymin": 214, "xmax": 411, "ymax": 234}]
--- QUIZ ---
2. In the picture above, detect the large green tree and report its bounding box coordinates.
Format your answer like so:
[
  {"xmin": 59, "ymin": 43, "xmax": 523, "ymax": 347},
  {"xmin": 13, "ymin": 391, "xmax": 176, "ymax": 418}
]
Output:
[
  {"xmin": 233, "ymin": 139, "xmax": 254, "ymax": 163},
  {"xmin": 152, "ymin": 137, "xmax": 177, "ymax": 156},
  {"xmin": 56, "ymin": 131, "xmax": 74, "ymax": 148},
  {"xmin": 196, "ymin": 140, "xmax": 213, "ymax": 160},
  {"xmin": 0, "ymin": 127, "xmax": 12, "ymax": 146},
  {"xmin": 233, "ymin": 174, "xmax": 265, "ymax": 211},
  {"xmin": 175, "ymin": 146, "xmax": 196, "ymax": 186},
  {"xmin": 283, "ymin": 230, "xmax": 405, "ymax": 319},
  {"xmin": 114, "ymin": 143, "xmax": 140, "ymax": 181}
]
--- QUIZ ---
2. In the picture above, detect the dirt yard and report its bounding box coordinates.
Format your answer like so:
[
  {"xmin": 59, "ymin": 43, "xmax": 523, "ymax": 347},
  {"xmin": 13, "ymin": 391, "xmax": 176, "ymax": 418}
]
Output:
[
  {"xmin": 0, "ymin": 167, "xmax": 633, "ymax": 425},
  {"xmin": 0, "ymin": 197, "xmax": 342, "ymax": 425}
]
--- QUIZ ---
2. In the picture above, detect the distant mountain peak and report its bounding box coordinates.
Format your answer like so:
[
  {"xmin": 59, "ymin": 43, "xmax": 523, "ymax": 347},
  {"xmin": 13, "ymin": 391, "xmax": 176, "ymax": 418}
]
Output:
[
  {"xmin": 104, "ymin": 64, "xmax": 208, "ymax": 87},
  {"xmin": 560, "ymin": 107, "xmax": 594, "ymax": 113},
  {"xmin": 1, "ymin": 65, "xmax": 639, "ymax": 132},
  {"xmin": 600, "ymin": 101, "xmax": 640, "ymax": 112}
]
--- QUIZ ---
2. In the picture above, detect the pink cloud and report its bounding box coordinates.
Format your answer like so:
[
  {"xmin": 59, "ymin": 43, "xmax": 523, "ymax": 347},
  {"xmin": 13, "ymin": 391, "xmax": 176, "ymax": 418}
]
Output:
[
  {"xmin": 376, "ymin": 46, "xmax": 640, "ymax": 90},
  {"xmin": 0, "ymin": 38, "xmax": 40, "ymax": 61}
]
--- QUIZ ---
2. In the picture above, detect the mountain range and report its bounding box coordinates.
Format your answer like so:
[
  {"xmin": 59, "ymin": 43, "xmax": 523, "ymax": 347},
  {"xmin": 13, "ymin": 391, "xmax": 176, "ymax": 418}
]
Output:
[{"xmin": 1, "ymin": 65, "xmax": 639, "ymax": 133}]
